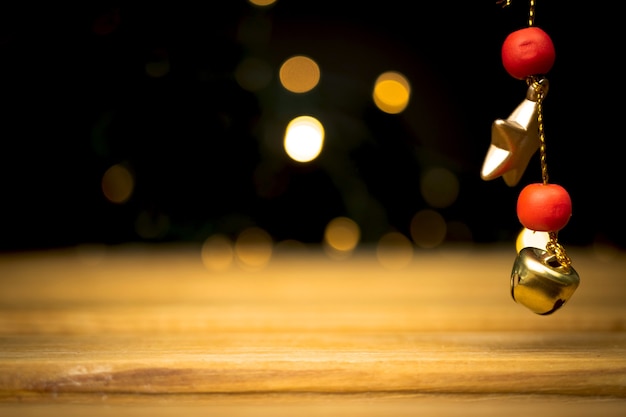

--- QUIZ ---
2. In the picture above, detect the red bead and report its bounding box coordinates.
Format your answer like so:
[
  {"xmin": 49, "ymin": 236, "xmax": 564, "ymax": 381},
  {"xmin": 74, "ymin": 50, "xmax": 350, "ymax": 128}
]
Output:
[
  {"xmin": 501, "ymin": 27, "xmax": 555, "ymax": 80},
  {"xmin": 516, "ymin": 183, "xmax": 572, "ymax": 232}
]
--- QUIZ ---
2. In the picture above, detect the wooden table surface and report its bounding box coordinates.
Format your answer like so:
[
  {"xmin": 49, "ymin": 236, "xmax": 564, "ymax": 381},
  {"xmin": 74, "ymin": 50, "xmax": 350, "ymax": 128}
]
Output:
[{"xmin": 1, "ymin": 243, "xmax": 625, "ymax": 416}]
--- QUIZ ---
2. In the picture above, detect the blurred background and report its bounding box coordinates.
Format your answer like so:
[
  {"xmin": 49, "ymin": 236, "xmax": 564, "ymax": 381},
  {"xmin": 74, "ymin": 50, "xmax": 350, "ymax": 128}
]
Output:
[{"xmin": 0, "ymin": 0, "xmax": 623, "ymax": 254}]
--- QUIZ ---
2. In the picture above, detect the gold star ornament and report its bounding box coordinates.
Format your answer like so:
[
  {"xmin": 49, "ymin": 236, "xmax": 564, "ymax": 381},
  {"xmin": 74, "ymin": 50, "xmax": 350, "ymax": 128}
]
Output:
[{"xmin": 481, "ymin": 78, "xmax": 548, "ymax": 187}]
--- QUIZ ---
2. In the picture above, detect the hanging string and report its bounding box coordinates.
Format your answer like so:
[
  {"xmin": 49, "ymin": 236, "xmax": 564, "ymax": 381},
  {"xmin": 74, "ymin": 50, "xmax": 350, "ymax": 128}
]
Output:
[
  {"xmin": 530, "ymin": 77, "xmax": 549, "ymax": 186},
  {"xmin": 496, "ymin": 0, "xmax": 535, "ymax": 26},
  {"xmin": 498, "ymin": 0, "xmax": 572, "ymax": 269},
  {"xmin": 538, "ymin": 86, "xmax": 572, "ymax": 269}
]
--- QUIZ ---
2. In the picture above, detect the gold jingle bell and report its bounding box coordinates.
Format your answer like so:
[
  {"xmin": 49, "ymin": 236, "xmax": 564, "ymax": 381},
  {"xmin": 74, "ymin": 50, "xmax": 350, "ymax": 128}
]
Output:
[{"xmin": 511, "ymin": 247, "xmax": 580, "ymax": 315}]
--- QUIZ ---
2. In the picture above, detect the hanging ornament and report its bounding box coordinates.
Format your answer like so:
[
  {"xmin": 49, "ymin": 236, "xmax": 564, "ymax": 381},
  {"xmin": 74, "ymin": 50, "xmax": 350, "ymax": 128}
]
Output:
[{"xmin": 482, "ymin": 0, "xmax": 580, "ymax": 315}]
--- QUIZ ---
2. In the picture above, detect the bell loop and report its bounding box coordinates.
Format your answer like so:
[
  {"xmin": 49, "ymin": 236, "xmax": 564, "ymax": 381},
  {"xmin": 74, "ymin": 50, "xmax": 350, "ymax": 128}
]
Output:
[{"xmin": 546, "ymin": 232, "xmax": 572, "ymax": 270}]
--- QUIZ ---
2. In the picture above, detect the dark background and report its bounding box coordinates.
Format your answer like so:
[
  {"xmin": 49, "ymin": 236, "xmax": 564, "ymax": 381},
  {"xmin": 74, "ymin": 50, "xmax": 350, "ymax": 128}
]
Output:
[{"xmin": 1, "ymin": 1, "xmax": 623, "ymax": 252}]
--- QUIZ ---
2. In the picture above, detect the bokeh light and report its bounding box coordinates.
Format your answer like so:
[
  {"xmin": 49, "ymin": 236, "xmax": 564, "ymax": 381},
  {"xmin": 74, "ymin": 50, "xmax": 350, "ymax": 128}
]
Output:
[
  {"xmin": 410, "ymin": 209, "xmax": 447, "ymax": 249},
  {"xmin": 101, "ymin": 164, "xmax": 134, "ymax": 204},
  {"xmin": 4, "ymin": 1, "xmax": 607, "ymax": 254},
  {"xmin": 420, "ymin": 167, "xmax": 459, "ymax": 209},
  {"xmin": 202, "ymin": 234, "xmax": 235, "ymax": 272},
  {"xmin": 279, "ymin": 55, "xmax": 320, "ymax": 94},
  {"xmin": 376, "ymin": 232, "xmax": 414, "ymax": 270},
  {"xmin": 323, "ymin": 216, "xmax": 361, "ymax": 259},
  {"xmin": 372, "ymin": 71, "xmax": 411, "ymax": 114},
  {"xmin": 235, "ymin": 227, "xmax": 274, "ymax": 271},
  {"xmin": 283, "ymin": 116, "xmax": 325, "ymax": 162},
  {"xmin": 248, "ymin": 0, "xmax": 278, "ymax": 6}
]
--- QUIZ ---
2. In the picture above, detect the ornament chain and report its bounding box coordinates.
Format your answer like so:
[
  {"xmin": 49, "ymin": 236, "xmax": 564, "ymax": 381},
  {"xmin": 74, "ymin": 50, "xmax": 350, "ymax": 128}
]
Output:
[{"xmin": 500, "ymin": 0, "xmax": 571, "ymax": 268}]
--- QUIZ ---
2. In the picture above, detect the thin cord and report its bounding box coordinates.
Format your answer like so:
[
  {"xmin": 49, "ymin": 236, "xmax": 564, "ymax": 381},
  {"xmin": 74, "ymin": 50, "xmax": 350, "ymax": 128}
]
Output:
[
  {"xmin": 516, "ymin": 1, "xmax": 571, "ymax": 269},
  {"xmin": 534, "ymin": 80, "xmax": 549, "ymax": 185},
  {"xmin": 529, "ymin": 78, "xmax": 571, "ymax": 268},
  {"xmin": 496, "ymin": 0, "xmax": 536, "ymax": 26}
]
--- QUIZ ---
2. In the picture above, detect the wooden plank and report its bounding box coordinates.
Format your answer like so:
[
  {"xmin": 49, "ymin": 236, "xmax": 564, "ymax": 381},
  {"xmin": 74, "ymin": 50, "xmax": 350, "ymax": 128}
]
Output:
[
  {"xmin": 2, "ymin": 395, "xmax": 626, "ymax": 417},
  {"xmin": 2, "ymin": 331, "xmax": 626, "ymax": 396},
  {"xmin": 1, "ymin": 244, "xmax": 624, "ymax": 332},
  {"xmin": 1, "ymin": 244, "xmax": 625, "ymax": 415}
]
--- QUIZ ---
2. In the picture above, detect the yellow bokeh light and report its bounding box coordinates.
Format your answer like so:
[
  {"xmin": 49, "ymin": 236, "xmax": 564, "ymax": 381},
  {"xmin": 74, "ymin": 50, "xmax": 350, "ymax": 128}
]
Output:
[
  {"xmin": 201, "ymin": 234, "xmax": 235, "ymax": 272},
  {"xmin": 235, "ymin": 227, "xmax": 273, "ymax": 271},
  {"xmin": 248, "ymin": 0, "xmax": 277, "ymax": 6},
  {"xmin": 373, "ymin": 71, "xmax": 411, "ymax": 114},
  {"xmin": 376, "ymin": 232, "xmax": 414, "ymax": 270},
  {"xmin": 516, "ymin": 228, "xmax": 550, "ymax": 253},
  {"xmin": 323, "ymin": 216, "xmax": 360, "ymax": 259},
  {"xmin": 101, "ymin": 163, "xmax": 134, "ymax": 204},
  {"xmin": 410, "ymin": 209, "xmax": 447, "ymax": 249},
  {"xmin": 279, "ymin": 55, "xmax": 320, "ymax": 93},
  {"xmin": 284, "ymin": 116, "xmax": 325, "ymax": 163},
  {"xmin": 420, "ymin": 167, "xmax": 459, "ymax": 209}
]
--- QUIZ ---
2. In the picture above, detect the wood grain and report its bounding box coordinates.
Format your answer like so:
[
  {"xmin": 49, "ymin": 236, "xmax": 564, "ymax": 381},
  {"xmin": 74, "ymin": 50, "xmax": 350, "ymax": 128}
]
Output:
[{"xmin": 1, "ymin": 243, "xmax": 625, "ymax": 415}]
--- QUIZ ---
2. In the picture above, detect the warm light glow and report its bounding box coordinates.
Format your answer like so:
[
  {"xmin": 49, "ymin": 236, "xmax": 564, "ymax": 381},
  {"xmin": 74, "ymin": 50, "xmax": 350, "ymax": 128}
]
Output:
[
  {"xmin": 248, "ymin": 0, "xmax": 277, "ymax": 6},
  {"xmin": 279, "ymin": 55, "xmax": 320, "ymax": 93},
  {"xmin": 373, "ymin": 71, "xmax": 411, "ymax": 114},
  {"xmin": 101, "ymin": 164, "xmax": 134, "ymax": 204},
  {"xmin": 410, "ymin": 209, "xmax": 447, "ymax": 249},
  {"xmin": 284, "ymin": 116, "xmax": 325, "ymax": 162},
  {"xmin": 323, "ymin": 216, "xmax": 360, "ymax": 258},
  {"xmin": 235, "ymin": 227, "xmax": 273, "ymax": 271},
  {"xmin": 235, "ymin": 57, "xmax": 273, "ymax": 92},
  {"xmin": 516, "ymin": 228, "xmax": 550, "ymax": 253},
  {"xmin": 376, "ymin": 232, "xmax": 414, "ymax": 270},
  {"xmin": 202, "ymin": 234, "xmax": 235, "ymax": 272},
  {"xmin": 420, "ymin": 167, "xmax": 459, "ymax": 209}
]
